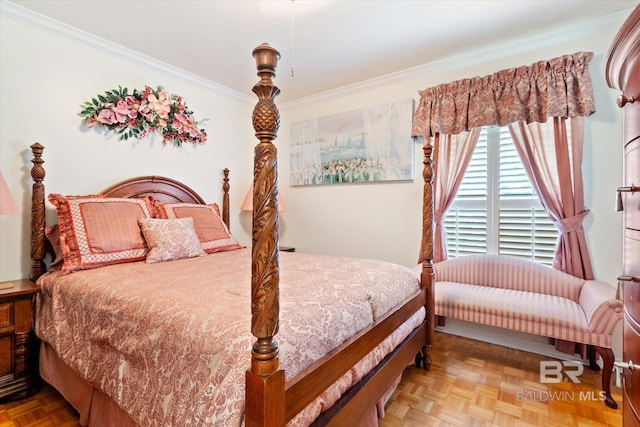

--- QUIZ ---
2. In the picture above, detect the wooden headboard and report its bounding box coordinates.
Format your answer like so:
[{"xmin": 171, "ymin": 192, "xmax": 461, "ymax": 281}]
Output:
[
  {"xmin": 101, "ymin": 172, "xmax": 231, "ymax": 228},
  {"xmin": 102, "ymin": 176, "xmax": 207, "ymax": 203},
  {"xmin": 28, "ymin": 144, "xmax": 231, "ymax": 281}
]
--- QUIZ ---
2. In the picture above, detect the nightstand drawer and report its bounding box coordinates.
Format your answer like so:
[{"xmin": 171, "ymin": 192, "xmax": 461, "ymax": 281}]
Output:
[
  {"xmin": 0, "ymin": 302, "xmax": 13, "ymax": 334},
  {"xmin": 0, "ymin": 280, "xmax": 40, "ymax": 401},
  {"xmin": 0, "ymin": 336, "xmax": 11, "ymax": 375}
]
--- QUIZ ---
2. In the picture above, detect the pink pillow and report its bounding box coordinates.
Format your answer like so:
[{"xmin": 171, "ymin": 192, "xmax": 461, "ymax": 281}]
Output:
[
  {"xmin": 155, "ymin": 202, "xmax": 242, "ymax": 253},
  {"xmin": 45, "ymin": 224, "xmax": 64, "ymax": 271},
  {"xmin": 138, "ymin": 217, "xmax": 205, "ymax": 263},
  {"xmin": 48, "ymin": 194, "xmax": 155, "ymax": 274}
]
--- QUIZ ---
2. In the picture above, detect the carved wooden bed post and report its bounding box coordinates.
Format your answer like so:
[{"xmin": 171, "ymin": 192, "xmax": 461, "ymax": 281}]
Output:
[
  {"xmin": 245, "ymin": 42, "xmax": 285, "ymax": 427},
  {"xmin": 420, "ymin": 142, "xmax": 435, "ymax": 370},
  {"xmin": 222, "ymin": 168, "xmax": 230, "ymax": 230},
  {"xmin": 30, "ymin": 142, "xmax": 46, "ymax": 281}
]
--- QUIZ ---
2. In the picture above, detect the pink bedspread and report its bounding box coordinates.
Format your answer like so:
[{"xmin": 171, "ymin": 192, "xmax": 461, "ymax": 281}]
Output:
[{"xmin": 35, "ymin": 248, "xmax": 421, "ymax": 426}]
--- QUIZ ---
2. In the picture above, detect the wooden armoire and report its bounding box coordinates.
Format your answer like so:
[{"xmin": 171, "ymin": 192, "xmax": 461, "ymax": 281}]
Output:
[{"xmin": 605, "ymin": 4, "xmax": 640, "ymax": 426}]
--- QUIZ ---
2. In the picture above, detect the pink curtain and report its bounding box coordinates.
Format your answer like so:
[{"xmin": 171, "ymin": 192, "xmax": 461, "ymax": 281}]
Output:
[
  {"xmin": 411, "ymin": 51, "xmax": 596, "ymax": 276},
  {"xmin": 508, "ymin": 117, "xmax": 594, "ymax": 279},
  {"xmin": 431, "ymin": 129, "xmax": 481, "ymax": 262},
  {"xmin": 411, "ymin": 51, "xmax": 597, "ymax": 357}
]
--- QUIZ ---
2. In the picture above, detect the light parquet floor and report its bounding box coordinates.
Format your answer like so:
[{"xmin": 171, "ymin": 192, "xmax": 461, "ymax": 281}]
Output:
[
  {"xmin": 0, "ymin": 331, "xmax": 623, "ymax": 426},
  {"xmin": 0, "ymin": 384, "xmax": 79, "ymax": 427},
  {"xmin": 380, "ymin": 332, "xmax": 623, "ymax": 427}
]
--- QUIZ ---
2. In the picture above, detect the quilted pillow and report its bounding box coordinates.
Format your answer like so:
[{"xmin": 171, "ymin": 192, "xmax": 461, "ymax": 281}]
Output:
[
  {"xmin": 138, "ymin": 217, "xmax": 205, "ymax": 263},
  {"xmin": 155, "ymin": 202, "xmax": 242, "ymax": 253},
  {"xmin": 48, "ymin": 194, "xmax": 154, "ymax": 274}
]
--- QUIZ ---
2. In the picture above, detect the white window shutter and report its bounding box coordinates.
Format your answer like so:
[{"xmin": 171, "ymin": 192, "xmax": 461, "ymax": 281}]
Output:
[{"xmin": 444, "ymin": 126, "xmax": 558, "ymax": 265}]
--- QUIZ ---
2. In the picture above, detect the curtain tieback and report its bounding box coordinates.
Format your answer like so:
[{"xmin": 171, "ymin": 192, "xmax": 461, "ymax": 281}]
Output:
[
  {"xmin": 434, "ymin": 210, "xmax": 444, "ymax": 224},
  {"xmin": 553, "ymin": 210, "xmax": 589, "ymax": 234}
]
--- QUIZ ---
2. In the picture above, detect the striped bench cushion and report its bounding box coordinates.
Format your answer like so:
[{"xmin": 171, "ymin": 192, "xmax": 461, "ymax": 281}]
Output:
[
  {"xmin": 434, "ymin": 255, "xmax": 584, "ymax": 302},
  {"xmin": 436, "ymin": 281, "xmax": 611, "ymax": 347}
]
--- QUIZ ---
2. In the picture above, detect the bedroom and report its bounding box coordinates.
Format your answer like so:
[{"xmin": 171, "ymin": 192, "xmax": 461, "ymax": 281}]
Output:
[{"xmin": 0, "ymin": 0, "xmax": 638, "ymax": 426}]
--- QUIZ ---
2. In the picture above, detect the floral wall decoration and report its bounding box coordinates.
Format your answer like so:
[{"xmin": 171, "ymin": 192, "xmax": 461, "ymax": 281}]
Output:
[{"xmin": 80, "ymin": 85, "xmax": 208, "ymax": 147}]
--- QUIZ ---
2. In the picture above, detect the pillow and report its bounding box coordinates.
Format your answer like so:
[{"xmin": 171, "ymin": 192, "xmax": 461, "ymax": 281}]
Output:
[
  {"xmin": 48, "ymin": 194, "xmax": 155, "ymax": 274},
  {"xmin": 45, "ymin": 224, "xmax": 64, "ymax": 271},
  {"xmin": 155, "ymin": 202, "xmax": 242, "ymax": 253},
  {"xmin": 138, "ymin": 217, "xmax": 205, "ymax": 263}
]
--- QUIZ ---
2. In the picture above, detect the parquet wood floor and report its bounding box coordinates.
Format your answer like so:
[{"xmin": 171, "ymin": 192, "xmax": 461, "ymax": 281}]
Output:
[
  {"xmin": 380, "ymin": 332, "xmax": 623, "ymax": 427},
  {"xmin": 0, "ymin": 331, "xmax": 623, "ymax": 426}
]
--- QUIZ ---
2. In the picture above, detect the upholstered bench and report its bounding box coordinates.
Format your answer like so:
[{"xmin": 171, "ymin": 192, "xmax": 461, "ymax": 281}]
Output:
[{"xmin": 431, "ymin": 255, "xmax": 623, "ymax": 409}]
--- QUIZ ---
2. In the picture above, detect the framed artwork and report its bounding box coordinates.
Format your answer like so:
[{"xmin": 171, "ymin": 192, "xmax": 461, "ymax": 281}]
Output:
[{"xmin": 290, "ymin": 99, "xmax": 414, "ymax": 186}]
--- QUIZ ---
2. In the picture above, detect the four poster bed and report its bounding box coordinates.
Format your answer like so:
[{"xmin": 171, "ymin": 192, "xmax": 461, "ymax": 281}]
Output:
[{"xmin": 28, "ymin": 44, "xmax": 436, "ymax": 426}]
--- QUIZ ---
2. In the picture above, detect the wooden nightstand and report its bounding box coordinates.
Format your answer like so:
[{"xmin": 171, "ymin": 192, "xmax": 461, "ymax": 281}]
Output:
[
  {"xmin": 280, "ymin": 246, "xmax": 295, "ymax": 253},
  {"xmin": 0, "ymin": 279, "xmax": 40, "ymax": 401}
]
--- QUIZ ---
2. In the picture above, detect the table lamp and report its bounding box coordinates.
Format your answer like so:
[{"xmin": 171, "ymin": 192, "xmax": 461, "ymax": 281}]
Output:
[{"xmin": 0, "ymin": 172, "xmax": 19, "ymax": 289}]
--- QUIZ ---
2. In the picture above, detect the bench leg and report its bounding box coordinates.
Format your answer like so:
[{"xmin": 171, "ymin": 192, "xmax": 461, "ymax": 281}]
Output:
[
  {"xmin": 587, "ymin": 345, "xmax": 600, "ymax": 371},
  {"xmin": 595, "ymin": 346, "xmax": 617, "ymax": 409}
]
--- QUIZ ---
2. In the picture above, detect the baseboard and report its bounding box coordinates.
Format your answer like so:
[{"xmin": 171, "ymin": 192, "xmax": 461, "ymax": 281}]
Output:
[{"xmin": 436, "ymin": 318, "xmax": 588, "ymax": 364}]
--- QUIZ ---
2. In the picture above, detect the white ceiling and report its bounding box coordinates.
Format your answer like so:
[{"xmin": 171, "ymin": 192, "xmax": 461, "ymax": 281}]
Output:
[{"xmin": 7, "ymin": 0, "xmax": 638, "ymax": 102}]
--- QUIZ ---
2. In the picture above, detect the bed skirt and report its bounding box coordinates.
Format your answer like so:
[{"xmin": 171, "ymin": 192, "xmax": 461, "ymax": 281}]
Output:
[
  {"xmin": 39, "ymin": 341, "xmax": 399, "ymax": 427},
  {"xmin": 40, "ymin": 341, "xmax": 139, "ymax": 427}
]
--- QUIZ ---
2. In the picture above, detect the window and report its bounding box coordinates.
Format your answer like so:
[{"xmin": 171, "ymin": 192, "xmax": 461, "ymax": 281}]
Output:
[{"xmin": 444, "ymin": 126, "xmax": 558, "ymax": 265}]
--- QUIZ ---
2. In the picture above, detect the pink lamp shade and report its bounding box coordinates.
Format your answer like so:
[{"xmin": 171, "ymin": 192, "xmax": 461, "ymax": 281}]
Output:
[
  {"xmin": 0, "ymin": 172, "xmax": 19, "ymax": 215},
  {"xmin": 241, "ymin": 184, "xmax": 286, "ymax": 212}
]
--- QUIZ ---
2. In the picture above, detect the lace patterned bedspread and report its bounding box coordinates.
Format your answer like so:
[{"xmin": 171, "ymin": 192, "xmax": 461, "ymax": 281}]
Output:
[{"xmin": 35, "ymin": 248, "xmax": 421, "ymax": 426}]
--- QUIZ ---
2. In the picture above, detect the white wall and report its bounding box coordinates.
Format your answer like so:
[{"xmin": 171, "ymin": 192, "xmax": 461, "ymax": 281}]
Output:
[
  {"xmin": 0, "ymin": 6, "xmax": 256, "ymax": 281},
  {"xmin": 277, "ymin": 14, "xmax": 627, "ymax": 288}
]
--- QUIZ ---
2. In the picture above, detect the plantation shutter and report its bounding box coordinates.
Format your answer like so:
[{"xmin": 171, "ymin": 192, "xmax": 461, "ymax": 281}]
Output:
[
  {"xmin": 499, "ymin": 127, "xmax": 533, "ymax": 197},
  {"xmin": 444, "ymin": 126, "xmax": 558, "ymax": 265},
  {"xmin": 498, "ymin": 208, "xmax": 558, "ymax": 264},
  {"xmin": 497, "ymin": 127, "xmax": 557, "ymax": 263}
]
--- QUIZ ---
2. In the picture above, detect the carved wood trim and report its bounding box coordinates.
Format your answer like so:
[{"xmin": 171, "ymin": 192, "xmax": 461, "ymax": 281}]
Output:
[
  {"xmin": 249, "ymin": 42, "xmax": 282, "ymax": 362},
  {"xmin": 222, "ymin": 168, "xmax": 230, "ymax": 230},
  {"xmin": 30, "ymin": 143, "xmax": 46, "ymax": 281},
  {"xmin": 421, "ymin": 143, "xmax": 435, "ymax": 367},
  {"xmin": 246, "ymin": 42, "xmax": 285, "ymax": 427}
]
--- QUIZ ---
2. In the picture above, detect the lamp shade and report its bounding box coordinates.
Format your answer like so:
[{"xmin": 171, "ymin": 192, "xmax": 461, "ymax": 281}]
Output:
[
  {"xmin": 0, "ymin": 172, "xmax": 19, "ymax": 215},
  {"xmin": 241, "ymin": 184, "xmax": 286, "ymax": 212}
]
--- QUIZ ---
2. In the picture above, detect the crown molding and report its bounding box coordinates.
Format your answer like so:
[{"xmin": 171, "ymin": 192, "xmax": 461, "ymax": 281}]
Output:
[
  {"xmin": 1, "ymin": 1, "xmax": 633, "ymax": 108},
  {"xmin": 0, "ymin": 1, "xmax": 253, "ymax": 104},
  {"xmin": 281, "ymin": 8, "xmax": 634, "ymax": 109}
]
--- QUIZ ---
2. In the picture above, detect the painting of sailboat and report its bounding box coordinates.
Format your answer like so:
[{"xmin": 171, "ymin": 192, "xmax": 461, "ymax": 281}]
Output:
[{"xmin": 290, "ymin": 99, "xmax": 414, "ymax": 186}]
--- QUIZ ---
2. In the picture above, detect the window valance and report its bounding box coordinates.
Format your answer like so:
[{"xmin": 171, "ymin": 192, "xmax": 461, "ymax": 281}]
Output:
[{"xmin": 411, "ymin": 51, "xmax": 596, "ymax": 138}]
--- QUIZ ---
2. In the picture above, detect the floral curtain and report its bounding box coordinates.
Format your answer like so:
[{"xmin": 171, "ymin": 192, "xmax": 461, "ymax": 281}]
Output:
[
  {"xmin": 411, "ymin": 51, "xmax": 596, "ymax": 278},
  {"xmin": 412, "ymin": 51, "xmax": 596, "ymax": 139}
]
